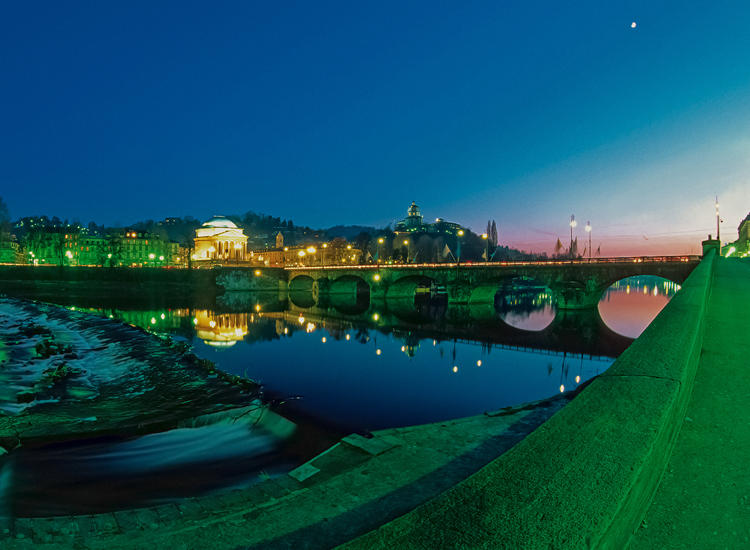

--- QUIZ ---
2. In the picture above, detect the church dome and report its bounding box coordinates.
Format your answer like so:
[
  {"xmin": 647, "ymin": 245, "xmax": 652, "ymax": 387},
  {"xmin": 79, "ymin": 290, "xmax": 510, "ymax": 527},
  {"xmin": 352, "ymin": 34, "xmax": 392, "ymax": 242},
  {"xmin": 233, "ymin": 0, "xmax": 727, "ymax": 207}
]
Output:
[
  {"xmin": 407, "ymin": 201, "xmax": 421, "ymax": 217},
  {"xmin": 203, "ymin": 216, "xmax": 238, "ymax": 229}
]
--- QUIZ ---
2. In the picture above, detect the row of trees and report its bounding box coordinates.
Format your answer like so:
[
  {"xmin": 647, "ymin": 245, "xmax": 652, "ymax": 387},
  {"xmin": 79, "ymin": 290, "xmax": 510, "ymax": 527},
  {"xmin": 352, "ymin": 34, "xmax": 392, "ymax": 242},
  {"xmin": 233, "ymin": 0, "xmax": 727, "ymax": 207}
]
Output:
[{"xmin": 348, "ymin": 220, "xmax": 540, "ymax": 264}]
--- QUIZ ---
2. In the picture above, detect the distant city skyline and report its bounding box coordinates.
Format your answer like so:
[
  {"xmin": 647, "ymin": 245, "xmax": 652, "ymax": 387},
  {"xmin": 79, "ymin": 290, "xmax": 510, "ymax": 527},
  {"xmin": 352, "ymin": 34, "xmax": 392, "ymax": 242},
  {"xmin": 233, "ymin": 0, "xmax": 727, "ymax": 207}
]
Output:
[{"xmin": 2, "ymin": 2, "xmax": 748, "ymax": 256}]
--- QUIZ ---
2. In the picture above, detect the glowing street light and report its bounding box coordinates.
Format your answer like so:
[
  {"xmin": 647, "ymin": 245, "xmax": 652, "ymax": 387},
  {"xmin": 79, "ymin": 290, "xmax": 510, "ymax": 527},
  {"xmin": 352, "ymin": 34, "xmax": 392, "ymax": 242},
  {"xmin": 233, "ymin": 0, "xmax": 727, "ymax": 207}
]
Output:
[
  {"xmin": 482, "ymin": 233, "xmax": 488, "ymax": 265},
  {"xmin": 457, "ymin": 230, "xmax": 464, "ymax": 269},
  {"xmin": 585, "ymin": 222, "xmax": 592, "ymax": 261}
]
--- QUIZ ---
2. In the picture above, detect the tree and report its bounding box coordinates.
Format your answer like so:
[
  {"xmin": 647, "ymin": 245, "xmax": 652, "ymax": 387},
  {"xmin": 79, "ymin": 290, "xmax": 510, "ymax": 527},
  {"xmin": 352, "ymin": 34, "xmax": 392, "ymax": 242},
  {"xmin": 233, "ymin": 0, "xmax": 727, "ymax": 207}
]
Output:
[
  {"xmin": 0, "ymin": 197, "xmax": 10, "ymax": 249},
  {"xmin": 181, "ymin": 226, "xmax": 196, "ymax": 269},
  {"xmin": 103, "ymin": 233, "xmax": 124, "ymax": 267},
  {"xmin": 353, "ymin": 231, "xmax": 372, "ymax": 255},
  {"xmin": 415, "ymin": 235, "xmax": 434, "ymax": 263},
  {"xmin": 0, "ymin": 196, "xmax": 10, "ymax": 234},
  {"xmin": 24, "ymin": 228, "xmax": 47, "ymax": 263}
]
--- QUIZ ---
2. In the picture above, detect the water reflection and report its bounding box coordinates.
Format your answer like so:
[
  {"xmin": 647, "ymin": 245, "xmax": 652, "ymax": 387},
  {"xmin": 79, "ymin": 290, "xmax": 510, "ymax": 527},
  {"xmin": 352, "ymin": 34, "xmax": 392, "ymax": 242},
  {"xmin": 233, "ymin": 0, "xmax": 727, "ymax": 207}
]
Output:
[
  {"xmin": 598, "ymin": 276, "xmax": 680, "ymax": 338},
  {"xmin": 195, "ymin": 311, "xmax": 248, "ymax": 348},
  {"xmin": 496, "ymin": 289, "xmax": 555, "ymax": 331},
  {"xmin": 3, "ymin": 275, "xmax": 687, "ymax": 516},
  {"xmin": 79, "ymin": 289, "xmax": 623, "ymax": 434}
]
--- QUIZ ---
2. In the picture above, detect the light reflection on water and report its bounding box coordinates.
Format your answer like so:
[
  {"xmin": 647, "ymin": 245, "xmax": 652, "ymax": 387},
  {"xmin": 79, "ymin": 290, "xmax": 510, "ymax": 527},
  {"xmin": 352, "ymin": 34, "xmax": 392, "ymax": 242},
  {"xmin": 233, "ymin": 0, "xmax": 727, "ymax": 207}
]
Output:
[
  {"xmin": 4, "ymin": 276, "xmax": 678, "ymax": 516},
  {"xmin": 93, "ymin": 291, "xmax": 618, "ymax": 433},
  {"xmin": 598, "ymin": 276, "xmax": 680, "ymax": 339}
]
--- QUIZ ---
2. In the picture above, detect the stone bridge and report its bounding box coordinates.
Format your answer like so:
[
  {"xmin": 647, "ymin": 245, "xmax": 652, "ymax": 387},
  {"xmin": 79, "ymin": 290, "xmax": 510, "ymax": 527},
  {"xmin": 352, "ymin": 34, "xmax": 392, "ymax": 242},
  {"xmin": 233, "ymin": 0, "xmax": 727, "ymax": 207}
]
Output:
[{"xmin": 218, "ymin": 257, "xmax": 700, "ymax": 310}]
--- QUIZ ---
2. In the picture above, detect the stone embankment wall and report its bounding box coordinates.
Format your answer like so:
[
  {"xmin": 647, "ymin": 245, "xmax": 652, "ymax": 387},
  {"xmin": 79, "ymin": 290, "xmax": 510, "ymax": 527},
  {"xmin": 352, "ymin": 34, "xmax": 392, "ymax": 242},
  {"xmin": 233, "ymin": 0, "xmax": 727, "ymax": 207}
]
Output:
[
  {"xmin": 0, "ymin": 265, "xmax": 220, "ymax": 304},
  {"xmin": 215, "ymin": 268, "xmax": 287, "ymax": 292},
  {"xmin": 340, "ymin": 249, "xmax": 716, "ymax": 550}
]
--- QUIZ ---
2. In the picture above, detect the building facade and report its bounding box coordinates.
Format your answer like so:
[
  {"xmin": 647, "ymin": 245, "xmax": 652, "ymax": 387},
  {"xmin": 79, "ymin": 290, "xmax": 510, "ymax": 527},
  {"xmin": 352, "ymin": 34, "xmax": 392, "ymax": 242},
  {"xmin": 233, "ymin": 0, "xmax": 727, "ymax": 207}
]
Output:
[
  {"xmin": 737, "ymin": 213, "xmax": 750, "ymax": 254},
  {"xmin": 0, "ymin": 236, "xmax": 24, "ymax": 264},
  {"xmin": 24, "ymin": 227, "xmax": 81, "ymax": 265},
  {"xmin": 194, "ymin": 216, "xmax": 249, "ymax": 264}
]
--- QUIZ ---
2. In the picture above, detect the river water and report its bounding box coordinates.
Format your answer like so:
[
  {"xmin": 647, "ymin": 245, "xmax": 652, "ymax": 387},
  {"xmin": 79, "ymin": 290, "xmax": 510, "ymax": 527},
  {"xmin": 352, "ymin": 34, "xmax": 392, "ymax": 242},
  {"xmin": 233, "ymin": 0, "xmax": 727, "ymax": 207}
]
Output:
[{"xmin": 1, "ymin": 275, "xmax": 678, "ymax": 515}]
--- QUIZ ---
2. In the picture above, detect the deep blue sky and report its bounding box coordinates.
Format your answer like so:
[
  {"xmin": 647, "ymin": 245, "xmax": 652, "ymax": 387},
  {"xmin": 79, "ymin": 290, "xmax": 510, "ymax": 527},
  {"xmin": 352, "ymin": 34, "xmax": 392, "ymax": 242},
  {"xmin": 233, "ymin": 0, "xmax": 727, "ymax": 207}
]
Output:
[{"xmin": 2, "ymin": 1, "xmax": 748, "ymax": 254}]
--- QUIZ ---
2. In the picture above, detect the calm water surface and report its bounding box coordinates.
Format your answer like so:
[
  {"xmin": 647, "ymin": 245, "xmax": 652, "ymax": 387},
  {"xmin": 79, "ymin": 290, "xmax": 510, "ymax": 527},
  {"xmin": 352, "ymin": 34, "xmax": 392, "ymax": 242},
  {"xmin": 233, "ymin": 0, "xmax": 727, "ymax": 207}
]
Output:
[{"xmin": 3, "ymin": 275, "xmax": 679, "ymax": 515}]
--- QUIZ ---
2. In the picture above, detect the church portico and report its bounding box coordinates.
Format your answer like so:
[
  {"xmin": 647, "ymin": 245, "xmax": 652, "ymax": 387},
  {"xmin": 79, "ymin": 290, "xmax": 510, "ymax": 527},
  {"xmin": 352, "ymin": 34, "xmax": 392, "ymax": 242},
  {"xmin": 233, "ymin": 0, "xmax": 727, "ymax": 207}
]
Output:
[{"xmin": 194, "ymin": 216, "xmax": 249, "ymax": 264}]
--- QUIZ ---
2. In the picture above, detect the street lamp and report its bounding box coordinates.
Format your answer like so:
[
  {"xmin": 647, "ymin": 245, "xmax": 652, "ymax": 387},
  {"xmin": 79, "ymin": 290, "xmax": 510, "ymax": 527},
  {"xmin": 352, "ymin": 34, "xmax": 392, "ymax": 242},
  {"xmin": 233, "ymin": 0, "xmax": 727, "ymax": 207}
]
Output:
[
  {"xmin": 322, "ymin": 243, "xmax": 328, "ymax": 266},
  {"xmin": 403, "ymin": 239, "xmax": 410, "ymax": 263},
  {"xmin": 457, "ymin": 230, "xmax": 464, "ymax": 260},
  {"xmin": 457, "ymin": 230, "xmax": 465, "ymax": 272},
  {"xmin": 716, "ymin": 197, "xmax": 721, "ymax": 242},
  {"xmin": 585, "ymin": 222, "xmax": 592, "ymax": 261},
  {"xmin": 378, "ymin": 238, "xmax": 384, "ymax": 264},
  {"xmin": 569, "ymin": 216, "xmax": 577, "ymax": 259},
  {"xmin": 482, "ymin": 233, "xmax": 488, "ymax": 265}
]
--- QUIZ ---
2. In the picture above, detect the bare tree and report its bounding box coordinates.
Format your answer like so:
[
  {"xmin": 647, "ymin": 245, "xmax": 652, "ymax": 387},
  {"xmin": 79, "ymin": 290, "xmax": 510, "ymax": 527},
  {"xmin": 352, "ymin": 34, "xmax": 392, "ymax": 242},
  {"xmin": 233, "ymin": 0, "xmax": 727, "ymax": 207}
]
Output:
[{"xmin": 0, "ymin": 197, "xmax": 10, "ymax": 244}]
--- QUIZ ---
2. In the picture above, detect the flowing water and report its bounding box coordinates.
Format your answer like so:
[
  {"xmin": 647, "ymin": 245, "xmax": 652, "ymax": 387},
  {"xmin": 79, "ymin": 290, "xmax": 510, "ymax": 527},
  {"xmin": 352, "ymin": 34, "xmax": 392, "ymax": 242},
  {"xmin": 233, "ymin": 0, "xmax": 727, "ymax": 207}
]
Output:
[{"xmin": 0, "ymin": 275, "xmax": 678, "ymax": 515}]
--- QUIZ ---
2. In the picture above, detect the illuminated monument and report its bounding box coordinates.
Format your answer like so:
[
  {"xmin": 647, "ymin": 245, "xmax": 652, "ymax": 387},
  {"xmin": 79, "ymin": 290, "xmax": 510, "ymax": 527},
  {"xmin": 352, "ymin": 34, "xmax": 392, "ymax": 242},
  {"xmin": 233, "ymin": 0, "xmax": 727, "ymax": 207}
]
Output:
[
  {"xmin": 394, "ymin": 201, "xmax": 462, "ymax": 236},
  {"xmin": 194, "ymin": 216, "xmax": 248, "ymax": 264}
]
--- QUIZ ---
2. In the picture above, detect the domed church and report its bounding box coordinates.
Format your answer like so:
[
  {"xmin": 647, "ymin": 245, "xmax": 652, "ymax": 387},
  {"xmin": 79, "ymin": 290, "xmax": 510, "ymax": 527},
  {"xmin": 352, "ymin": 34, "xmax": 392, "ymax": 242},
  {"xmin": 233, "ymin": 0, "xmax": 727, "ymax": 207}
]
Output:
[{"xmin": 194, "ymin": 216, "xmax": 248, "ymax": 263}]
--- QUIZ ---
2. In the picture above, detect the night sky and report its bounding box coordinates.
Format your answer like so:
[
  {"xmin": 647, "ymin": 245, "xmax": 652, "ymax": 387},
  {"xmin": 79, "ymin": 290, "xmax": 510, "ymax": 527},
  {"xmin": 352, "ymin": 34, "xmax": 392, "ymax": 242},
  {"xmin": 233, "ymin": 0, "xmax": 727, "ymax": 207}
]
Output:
[{"xmin": 2, "ymin": 1, "xmax": 748, "ymax": 255}]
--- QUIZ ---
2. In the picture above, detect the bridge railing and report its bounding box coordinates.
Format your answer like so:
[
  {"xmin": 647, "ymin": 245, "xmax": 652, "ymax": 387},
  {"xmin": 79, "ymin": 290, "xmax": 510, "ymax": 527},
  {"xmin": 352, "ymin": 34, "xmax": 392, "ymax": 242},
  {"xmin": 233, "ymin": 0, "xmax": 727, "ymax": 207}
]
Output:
[{"xmin": 285, "ymin": 255, "xmax": 701, "ymax": 271}]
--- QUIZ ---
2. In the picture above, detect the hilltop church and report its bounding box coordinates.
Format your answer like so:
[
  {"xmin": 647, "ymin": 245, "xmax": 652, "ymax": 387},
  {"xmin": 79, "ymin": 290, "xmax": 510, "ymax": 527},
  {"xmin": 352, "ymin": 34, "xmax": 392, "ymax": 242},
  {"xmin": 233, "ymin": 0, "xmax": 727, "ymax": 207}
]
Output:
[{"xmin": 393, "ymin": 201, "xmax": 462, "ymax": 237}]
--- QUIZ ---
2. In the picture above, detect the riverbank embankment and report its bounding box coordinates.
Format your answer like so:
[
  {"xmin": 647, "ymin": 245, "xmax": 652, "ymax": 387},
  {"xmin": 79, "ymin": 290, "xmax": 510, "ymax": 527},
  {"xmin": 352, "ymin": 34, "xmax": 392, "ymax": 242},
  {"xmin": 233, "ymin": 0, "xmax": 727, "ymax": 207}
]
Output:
[
  {"xmin": 340, "ymin": 249, "xmax": 716, "ymax": 549},
  {"xmin": 628, "ymin": 257, "xmax": 750, "ymax": 549},
  {"xmin": 0, "ymin": 265, "xmax": 221, "ymax": 307}
]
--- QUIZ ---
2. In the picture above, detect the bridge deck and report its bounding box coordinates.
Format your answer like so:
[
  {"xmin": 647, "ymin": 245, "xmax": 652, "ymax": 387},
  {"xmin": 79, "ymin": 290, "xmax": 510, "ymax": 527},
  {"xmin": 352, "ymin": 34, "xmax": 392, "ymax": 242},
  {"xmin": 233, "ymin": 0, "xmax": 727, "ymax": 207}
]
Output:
[{"xmin": 628, "ymin": 257, "xmax": 750, "ymax": 549}]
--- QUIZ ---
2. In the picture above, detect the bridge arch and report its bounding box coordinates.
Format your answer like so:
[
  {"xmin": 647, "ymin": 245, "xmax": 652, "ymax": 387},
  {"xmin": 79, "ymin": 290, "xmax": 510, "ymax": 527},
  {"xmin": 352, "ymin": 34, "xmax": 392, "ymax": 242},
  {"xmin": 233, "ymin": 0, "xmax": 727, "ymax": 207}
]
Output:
[
  {"xmin": 288, "ymin": 274, "xmax": 314, "ymax": 293},
  {"xmin": 387, "ymin": 275, "xmax": 438, "ymax": 299},
  {"xmin": 467, "ymin": 275, "xmax": 544, "ymax": 304},
  {"xmin": 329, "ymin": 275, "xmax": 370, "ymax": 297}
]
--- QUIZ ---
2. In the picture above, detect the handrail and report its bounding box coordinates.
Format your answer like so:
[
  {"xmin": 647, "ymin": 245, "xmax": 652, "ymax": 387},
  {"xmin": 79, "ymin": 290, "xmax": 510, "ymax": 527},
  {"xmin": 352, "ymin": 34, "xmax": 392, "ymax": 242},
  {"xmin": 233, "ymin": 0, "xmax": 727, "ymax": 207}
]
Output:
[{"xmin": 285, "ymin": 255, "xmax": 702, "ymax": 271}]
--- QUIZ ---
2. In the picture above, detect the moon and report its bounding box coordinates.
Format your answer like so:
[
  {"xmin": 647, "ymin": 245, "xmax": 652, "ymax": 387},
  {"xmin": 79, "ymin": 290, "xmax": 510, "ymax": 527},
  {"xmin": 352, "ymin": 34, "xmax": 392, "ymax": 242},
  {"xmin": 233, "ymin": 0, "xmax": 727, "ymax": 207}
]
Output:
[{"xmin": 631, "ymin": 22, "xmax": 636, "ymax": 28}]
